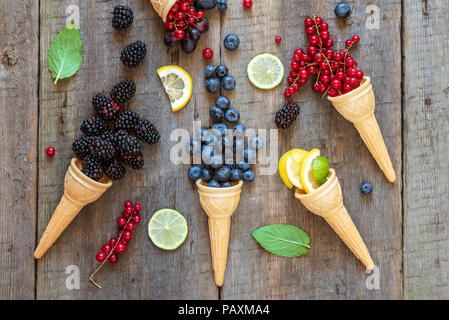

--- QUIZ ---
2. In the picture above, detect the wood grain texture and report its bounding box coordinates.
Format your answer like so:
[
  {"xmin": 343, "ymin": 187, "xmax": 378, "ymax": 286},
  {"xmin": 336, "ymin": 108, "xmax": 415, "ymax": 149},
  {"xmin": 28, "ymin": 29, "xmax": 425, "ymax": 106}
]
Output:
[
  {"xmin": 403, "ymin": 0, "xmax": 449, "ymax": 299},
  {"xmin": 0, "ymin": 0, "xmax": 39, "ymax": 299},
  {"xmin": 37, "ymin": 0, "xmax": 219, "ymax": 299},
  {"xmin": 220, "ymin": 0, "xmax": 402, "ymax": 299}
]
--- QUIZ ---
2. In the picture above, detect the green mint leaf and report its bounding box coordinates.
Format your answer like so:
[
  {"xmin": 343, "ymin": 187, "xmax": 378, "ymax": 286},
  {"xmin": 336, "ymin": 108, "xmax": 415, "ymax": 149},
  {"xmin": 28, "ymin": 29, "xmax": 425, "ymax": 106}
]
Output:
[
  {"xmin": 47, "ymin": 20, "xmax": 82, "ymax": 84},
  {"xmin": 251, "ymin": 224, "xmax": 310, "ymax": 258}
]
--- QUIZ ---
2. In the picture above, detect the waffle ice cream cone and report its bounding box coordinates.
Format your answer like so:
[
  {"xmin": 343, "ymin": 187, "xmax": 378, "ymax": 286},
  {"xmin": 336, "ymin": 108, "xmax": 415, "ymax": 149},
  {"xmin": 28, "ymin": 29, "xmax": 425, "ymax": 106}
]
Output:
[
  {"xmin": 34, "ymin": 158, "xmax": 112, "ymax": 259},
  {"xmin": 295, "ymin": 169, "xmax": 374, "ymax": 270},
  {"xmin": 149, "ymin": 0, "xmax": 177, "ymax": 22},
  {"xmin": 196, "ymin": 180, "xmax": 243, "ymax": 287},
  {"xmin": 328, "ymin": 77, "xmax": 396, "ymax": 183}
]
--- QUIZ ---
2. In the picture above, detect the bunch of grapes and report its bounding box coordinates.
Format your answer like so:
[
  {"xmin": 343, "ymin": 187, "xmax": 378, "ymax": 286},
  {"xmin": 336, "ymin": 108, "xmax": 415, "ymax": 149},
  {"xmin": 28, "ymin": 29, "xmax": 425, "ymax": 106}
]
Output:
[
  {"xmin": 284, "ymin": 16, "xmax": 364, "ymax": 98},
  {"xmin": 163, "ymin": 0, "xmax": 210, "ymax": 54}
]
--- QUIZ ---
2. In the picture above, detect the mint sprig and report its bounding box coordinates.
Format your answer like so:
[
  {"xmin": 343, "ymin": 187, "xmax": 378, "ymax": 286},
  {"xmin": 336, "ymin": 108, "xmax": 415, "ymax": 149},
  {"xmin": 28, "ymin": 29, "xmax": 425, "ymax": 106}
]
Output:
[
  {"xmin": 47, "ymin": 20, "xmax": 82, "ymax": 84},
  {"xmin": 251, "ymin": 224, "xmax": 310, "ymax": 258}
]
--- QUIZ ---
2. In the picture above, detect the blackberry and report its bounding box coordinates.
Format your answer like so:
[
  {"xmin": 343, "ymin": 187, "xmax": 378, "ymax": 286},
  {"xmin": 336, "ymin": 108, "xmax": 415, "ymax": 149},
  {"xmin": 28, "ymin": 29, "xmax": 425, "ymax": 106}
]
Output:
[
  {"xmin": 72, "ymin": 136, "xmax": 92, "ymax": 159},
  {"xmin": 115, "ymin": 130, "xmax": 141, "ymax": 156},
  {"xmin": 88, "ymin": 137, "xmax": 116, "ymax": 161},
  {"xmin": 99, "ymin": 130, "xmax": 117, "ymax": 144},
  {"xmin": 275, "ymin": 103, "xmax": 301, "ymax": 129},
  {"xmin": 134, "ymin": 119, "xmax": 160, "ymax": 145},
  {"xmin": 122, "ymin": 152, "xmax": 144, "ymax": 170},
  {"xmin": 82, "ymin": 155, "xmax": 103, "ymax": 181},
  {"xmin": 112, "ymin": 5, "xmax": 134, "ymax": 30},
  {"xmin": 120, "ymin": 41, "xmax": 146, "ymax": 67},
  {"xmin": 92, "ymin": 93, "xmax": 121, "ymax": 120},
  {"xmin": 80, "ymin": 116, "xmax": 108, "ymax": 135},
  {"xmin": 103, "ymin": 159, "xmax": 127, "ymax": 180},
  {"xmin": 114, "ymin": 109, "xmax": 139, "ymax": 131},
  {"xmin": 110, "ymin": 80, "xmax": 136, "ymax": 104}
]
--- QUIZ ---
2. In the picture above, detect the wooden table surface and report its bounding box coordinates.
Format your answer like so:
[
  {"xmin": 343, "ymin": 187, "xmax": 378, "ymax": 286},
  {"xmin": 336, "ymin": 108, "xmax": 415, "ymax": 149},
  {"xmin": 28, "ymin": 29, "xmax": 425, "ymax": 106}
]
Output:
[{"xmin": 0, "ymin": 0, "xmax": 447, "ymax": 300}]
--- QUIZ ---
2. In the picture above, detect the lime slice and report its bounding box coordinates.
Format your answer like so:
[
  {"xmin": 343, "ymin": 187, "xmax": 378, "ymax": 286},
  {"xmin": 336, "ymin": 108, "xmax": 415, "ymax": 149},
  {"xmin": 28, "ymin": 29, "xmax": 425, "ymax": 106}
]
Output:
[
  {"xmin": 157, "ymin": 65, "xmax": 193, "ymax": 112},
  {"xmin": 148, "ymin": 209, "xmax": 188, "ymax": 250},
  {"xmin": 312, "ymin": 156, "xmax": 330, "ymax": 186},
  {"xmin": 247, "ymin": 53, "xmax": 284, "ymax": 90}
]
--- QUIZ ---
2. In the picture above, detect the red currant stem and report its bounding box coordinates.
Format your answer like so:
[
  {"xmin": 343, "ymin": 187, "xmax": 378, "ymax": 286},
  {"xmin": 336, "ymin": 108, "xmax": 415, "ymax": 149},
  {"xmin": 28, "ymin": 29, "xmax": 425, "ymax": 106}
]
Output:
[
  {"xmin": 315, "ymin": 70, "xmax": 322, "ymax": 85},
  {"xmin": 312, "ymin": 14, "xmax": 323, "ymax": 49},
  {"xmin": 321, "ymin": 86, "xmax": 330, "ymax": 100},
  {"xmin": 89, "ymin": 214, "xmax": 134, "ymax": 289}
]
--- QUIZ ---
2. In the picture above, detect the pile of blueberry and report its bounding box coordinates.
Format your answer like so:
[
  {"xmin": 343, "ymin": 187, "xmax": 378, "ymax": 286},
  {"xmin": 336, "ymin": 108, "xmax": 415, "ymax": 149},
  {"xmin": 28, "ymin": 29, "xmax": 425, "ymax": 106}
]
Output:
[{"xmin": 205, "ymin": 64, "xmax": 236, "ymax": 93}]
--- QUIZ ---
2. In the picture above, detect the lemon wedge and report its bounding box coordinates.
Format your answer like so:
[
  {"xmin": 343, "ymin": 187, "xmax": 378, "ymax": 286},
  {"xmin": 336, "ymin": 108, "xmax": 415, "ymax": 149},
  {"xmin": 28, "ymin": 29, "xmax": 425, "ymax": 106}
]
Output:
[
  {"xmin": 299, "ymin": 149, "xmax": 322, "ymax": 194},
  {"xmin": 157, "ymin": 65, "xmax": 192, "ymax": 112},
  {"xmin": 279, "ymin": 149, "xmax": 309, "ymax": 189}
]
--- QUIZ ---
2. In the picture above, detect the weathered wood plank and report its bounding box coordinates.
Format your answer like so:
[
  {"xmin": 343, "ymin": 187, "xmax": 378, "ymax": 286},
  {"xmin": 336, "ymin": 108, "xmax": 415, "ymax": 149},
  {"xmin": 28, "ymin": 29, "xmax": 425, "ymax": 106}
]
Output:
[
  {"xmin": 0, "ymin": 0, "xmax": 39, "ymax": 299},
  {"xmin": 403, "ymin": 0, "xmax": 449, "ymax": 299},
  {"xmin": 221, "ymin": 0, "xmax": 402, "ymax": 299},
  {"xmin": 37, "ymin": 0, "xmax": 219, "ymax": 299}
]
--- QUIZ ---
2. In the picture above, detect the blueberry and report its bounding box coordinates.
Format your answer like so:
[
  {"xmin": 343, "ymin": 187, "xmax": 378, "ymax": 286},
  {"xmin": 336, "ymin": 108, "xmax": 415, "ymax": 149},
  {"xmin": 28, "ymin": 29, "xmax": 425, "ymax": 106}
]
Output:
[
  {"xmin": 212, "ymin": 123, "xmax": 228, "ymax": 136},
  {"xmin": 186, "ymin": 138, "xmax": 201, "ymax": 155},
  {"xmin": 242, "ymin": 169, "xmax": 255, "ymax": 182},
  {"xmin": 360, "ymin": 182, "xmax": 373, "ymax": 195},
  {"xmin": 215, "ymin": 64, "xmax": 229, "ymax": 78},
  {"xmin": 208, "ymin": 180, "xmax": 221, "ymax": 188},
  {"xmin": 215, "ymin": 166, "xmax": 231, "ymax": 182},
  {"xmin": 250, "ymin": 136, "xmax": 264, "ymax": 150},
  {"xmin": 217, "ymin": 0, "xmax": 228, "ymax": 12},
  {"xmin": 230, "ymin": 169, "xmax": 243, "ymax": 182},
  {"xmin": 201, "ymin": 168, "xmax": 213, "ymax": 182},
  {"xmin": 334, "ymin": 2, "xmax": 351, "ymax": 19},
  {"xmin": 210, "ymin": 106, "xmax": 225, "ymax": 122},
  {"xmin": 221, "ymin": 182, "xmax": 232, "ymax": 188},
  {"xmin": 205, "ymin": 131, "xmax": 220, "ymax": 145},
  {"xmin": 205, "ymin": 65, "xmax": 216, "ymax": 78},
  {"xmin": 188, "ymin": 166, "xmax": 202, "ymax": 181},
  {"xmin": 237, "ymin": 161, "xmax": 251, "ymax": 172},
  {"xmin": 221, "ymin": 75, "xmax": 236, "ymax": 91},
  {"xmin": 224, "ymin": 34, "xmax": 240, "ymax": 51},
  {"xmin": 216, "ymin": 96, "xmax": 231, "ymax": 110},
  {"xmin": 205, "ymin": 78, "xmax": 220, "ymax": 93},
  {"xmin": 232, "ymin": 124, "xmax": 246, "ymax": 138},
  {"xmin": 244, "ymin": 148, "xmax": 257, "ymax": 163},
  {"xmin": 194, "ymin": 0, "xmax": 217, "ymax": 10},
  {"xmin": 225, "ymin": 108, "xmax": 240, "ymax": 123},
  {"xmin": 210, "ymin": 155, "xmax": 224, "ymax": 170},
  {"xmin": 202, "ymin": 145, "xmax": 215, "ymax": 163}
]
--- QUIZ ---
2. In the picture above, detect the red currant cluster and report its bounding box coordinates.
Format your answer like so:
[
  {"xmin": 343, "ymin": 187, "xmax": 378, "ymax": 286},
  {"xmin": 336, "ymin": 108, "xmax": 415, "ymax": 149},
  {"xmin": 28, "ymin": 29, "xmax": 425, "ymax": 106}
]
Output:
[
  {"xmin": 94, "ymin": 201, "xmax": 142, "ymax": 264},
  {"xmin": 284, "ymin": 16, "xmax": 364, "ymax": 98},
  {"xmin": 165, "ymin": 0, "xmax": 205, "ymax": 40}
]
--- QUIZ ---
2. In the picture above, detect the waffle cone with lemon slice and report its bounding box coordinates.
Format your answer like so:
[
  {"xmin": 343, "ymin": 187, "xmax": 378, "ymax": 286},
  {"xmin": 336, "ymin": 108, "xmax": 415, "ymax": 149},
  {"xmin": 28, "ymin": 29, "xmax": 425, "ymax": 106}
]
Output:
[
  {"xmin": 196, "ymin": 180, "xmax": 243, "ymax": 287},
  {"xmin": 280, "ymin": 149, "xmax": 374, "ymax": 269},
  {"xmin": 328, "ymin": 77, "xmax": 396, "ymax": 183},
  {"xmin": 34, "ymin": 158, "xmax": 112, "ymax": 259},
  {"xmin": 150, "ymin": 0, "xmax": 177, "ymax": 22}
]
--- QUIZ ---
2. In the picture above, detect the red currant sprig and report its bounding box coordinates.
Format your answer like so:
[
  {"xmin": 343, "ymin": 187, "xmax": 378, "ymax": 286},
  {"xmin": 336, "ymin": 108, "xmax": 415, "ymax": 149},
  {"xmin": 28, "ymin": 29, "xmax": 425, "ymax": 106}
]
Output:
[
  {"xmin": 165, "ymin": 0, "xmax": 205, "ymax": 40},
  {"xmin": 90, "ymin": 201, "xmax": 142, "ymax": 288},
  {"xmin": 284, "ymin": 16, "xmax": 364, "ymax": 98}
]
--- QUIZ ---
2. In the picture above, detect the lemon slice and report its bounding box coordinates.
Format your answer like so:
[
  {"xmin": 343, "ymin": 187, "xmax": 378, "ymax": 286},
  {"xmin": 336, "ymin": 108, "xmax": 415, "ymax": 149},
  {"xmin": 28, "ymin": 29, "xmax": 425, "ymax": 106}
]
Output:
[
  {"xmin": 279, "ymin": 149, "xmax": 309, "ymax": 189},
  {"xmin": 299, "ymin": 149, "xmax": 322, "ymax": 194},
  {"xmin": 148, "ymin": 209, "xmax": 188, "ymax": 250},
  {"xmin": 247, "ymin": 53, "xmax": 284, "ymax": 90},
  {"xmin": 157, "ymin": 65, "xmax": 192, "ymax": 112},
  {"xmin": 286, "ymin": 157, "xmax": 303, "ymax": 189}
]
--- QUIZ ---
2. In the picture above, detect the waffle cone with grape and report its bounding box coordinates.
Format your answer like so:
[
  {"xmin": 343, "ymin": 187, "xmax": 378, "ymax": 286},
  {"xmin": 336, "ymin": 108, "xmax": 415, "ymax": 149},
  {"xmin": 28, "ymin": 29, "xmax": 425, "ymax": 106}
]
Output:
[
  {"xmin": 34, "ymin": 158, "xmax": 112, "ymax": 259},
  {"xmin": 196, "ymin": 180, "xmax": 243, "ymax": 287}
]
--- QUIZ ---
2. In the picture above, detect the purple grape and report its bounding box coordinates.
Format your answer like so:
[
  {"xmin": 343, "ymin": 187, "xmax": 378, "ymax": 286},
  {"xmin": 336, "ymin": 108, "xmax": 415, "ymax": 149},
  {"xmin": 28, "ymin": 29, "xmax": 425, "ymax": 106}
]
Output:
[
  {"xmin": 189, "ymin": 28, "xmax": 201, "ymax": 41},
  {"xmin": 181, "ymin": 34, "xmax": 198, "ymax": 54},
  {"xmin": 196, "ymin": 18, "xmax": 209, "ymax": 34},
  {"xmin": 164, "ymin": 32, "xmax": 179, "ymax": 48}
]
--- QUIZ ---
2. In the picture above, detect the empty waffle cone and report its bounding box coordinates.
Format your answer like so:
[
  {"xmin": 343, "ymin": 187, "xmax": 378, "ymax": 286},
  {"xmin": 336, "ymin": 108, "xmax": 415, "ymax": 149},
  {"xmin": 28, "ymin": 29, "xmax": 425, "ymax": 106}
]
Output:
[
  {"xmin": 196, "ymin": 180, "xmax": 243, "ymax": 287},
  {"xmin": 149, "ymin": 0, "xmax": 177, "ymax": 22},
  {"xmin": 328, "ymin": 77, "xmax": 396, "ymax": 183},
  {"xmin": 34, "ymin": 158, "xmax": 112, "ymax": 259},
  {"xmin": 295, "ymin": 169, "xmax": 374, "ymax": 270}
]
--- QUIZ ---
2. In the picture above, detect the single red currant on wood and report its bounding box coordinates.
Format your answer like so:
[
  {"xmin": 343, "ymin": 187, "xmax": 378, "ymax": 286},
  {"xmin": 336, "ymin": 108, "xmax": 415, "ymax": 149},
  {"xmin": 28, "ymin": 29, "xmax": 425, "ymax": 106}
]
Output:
[
  {"xmin": 46, "ymin": 147, "xmax": 55, "ymax": 157},
  {"xmin": 202, "ymin": 48, "xmax": 214, "ymax": 59},
  {"xmin": 243, "ymin": 0, "xmax": 252, "ymax": 9},
  {"xmin": 275, "ymin": 36, "xmax": 282, "ymax": 43}
]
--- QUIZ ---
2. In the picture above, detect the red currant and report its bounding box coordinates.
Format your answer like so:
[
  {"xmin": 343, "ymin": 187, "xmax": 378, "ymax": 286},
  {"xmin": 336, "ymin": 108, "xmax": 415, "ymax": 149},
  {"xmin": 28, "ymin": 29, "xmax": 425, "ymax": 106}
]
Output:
[
  {"xmin": 119, "ymin": 238, "xmax": 128, "ymax": 246},
  {"xmin": 174, "ymin": 29, "xmax": 186, "ymax": 40},
  {"xmin": 315, "ymin": 17, "xmax": 323, "ymax": 25},
  {"xmin": 306, "ymin": 26, "xmax": 315, "ymax": 35},
  {"xmin": 331, "ymin": 79, "xmax": 342, "ymax": 90},
  {"xmin": 319, "ymin": 22, "xmax": 329, "ymax": 31},
  {"xmin": 181, "ymin": 1, "xmax": 190, "ymax": 11},
  {"xmin": 290, "ymin": 61, "xmax": 299, "ymax": 71},
  {"xmin": 275, "ymin": 36, "xmax": 282, "ymax": 43},
  {"xmin": 176, "ymin": 11, "xmax": 186, "ymax": 20},
  {"xmin": 124, "ymin": 201, "xmax": 132, "ymax": 208},
  {"xmin": 243, "ymin": 0, "xmax": 252, "ymax": 9},
  {"xmin": 345, "ymin": 39, "xmax": 352, "ymax": 48},
  {"xmin": 352, "ymin": 35, "xmax": 360, "ymax": 43},
  {"xmin": 171, "ymin": 3, "xmax": 179, "ymax": 13},
  {"xmin": 309, "ymin": 35, "xmax": 319, "ymax": 46},
  {"xmin": 108, "ymin": 254, "xmax": 118, "ymax": 263},
  {"xmin": 126, "ymin": 222, "xmax": 135, "ymax": 231},
  {"xmin": 328, "ymin": 88, "xmax": 338, "ymax": 97},
  {"xmin": 109, "ymin": 237, "xmax": 117, "ymax": 247},
  {"xmin": 323, "ymin": 38, "xmax": 334, "ymax": 48},
  {"xmin": 320, "ymin": 30, "xmax": 330, "ymax": 40},
  {"xmin": 117, "ymin": 216, "xmax": 127, "ymax": 227},
  {"xmin": 196, "ymin": 11, "xmax": 205, "ymax": 19},
  {"xmin": 202, "ymin": 48, "xmax": 213, "ymax": 59},
  {"xmin": 284, "ymin": 90, "xmax": 291, "ymax": 98},
  {"xmin": 336, "ymin": 71, "xmax": 345, "ymax": 80},
  {"xmin": 96, "ymin": 251, "xmax": 107, "ymax": 263},
  {"xmin": 122, "ymin": 231, "xmax": 133, "ymax": 241},
  {"xmin": 166, "ymin": 13, "xmax": 175, "ymax": 22},
  {"xmin": 134, "ymin": 203, "xmax": 141, "ymax": 212},
  {"xmin": 188, "ymin": 8, "xmax": 196, "ymax": 15},
  {"xmin": 123, "ymin": 207, "xmax": 133, "ymax": 218},
  {"xmin": 46, "ymin": 147, "xmax": 55, "ymax": 157},
  {"xmin": 132, "ymin": 215, "xmax": 141, "ymax": 224},
  {"xmin": 304, "ymin": 17, "xmax": 314, "ymax": 27},
  {"xmin": 356, "ymin": 70, "xmax": 364, "ymax": 79},
  {"xmin": 314, "ymin": 53, "xmax": 324, "ymax": 63},
  {"xmin": 102, "ymin": 244, "xmax": 112, "ymax": 255},
  {"xmin": 188, "ymin": 16, "xmax": 196, "ymax": 24},
  {"xmin": 115, "ymin": 243, "xmax": 127, "ymax": 254},
  {"xmin": 165, "ymin": 21, "xmax": 175, "ymax": 31}
]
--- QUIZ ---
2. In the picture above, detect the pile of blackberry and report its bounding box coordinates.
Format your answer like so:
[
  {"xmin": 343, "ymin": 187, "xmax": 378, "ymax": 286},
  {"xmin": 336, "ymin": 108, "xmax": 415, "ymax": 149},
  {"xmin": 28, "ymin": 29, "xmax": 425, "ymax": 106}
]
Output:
[
  {"xmin": 187, "ymin": 94, "xmax": 260, "ymax": 188},
  {"xmin": 73, "ymin": 82, "xmax": 160, "ymax": 182}
]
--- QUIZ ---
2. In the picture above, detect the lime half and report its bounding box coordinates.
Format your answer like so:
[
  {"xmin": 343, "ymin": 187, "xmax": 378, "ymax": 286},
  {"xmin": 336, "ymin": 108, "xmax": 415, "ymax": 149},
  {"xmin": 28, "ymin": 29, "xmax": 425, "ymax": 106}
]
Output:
[
  {"xmin": 247, "ymin": 53, "xmax": 284, "ymax": 90},
  {"xmin": 148, "ymin": 209, "xmax": 188, "ymax": 250},
  {"xmin": 312, "ymin": 156, "xmax": 330, "ymax": 186}
]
